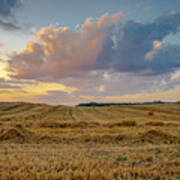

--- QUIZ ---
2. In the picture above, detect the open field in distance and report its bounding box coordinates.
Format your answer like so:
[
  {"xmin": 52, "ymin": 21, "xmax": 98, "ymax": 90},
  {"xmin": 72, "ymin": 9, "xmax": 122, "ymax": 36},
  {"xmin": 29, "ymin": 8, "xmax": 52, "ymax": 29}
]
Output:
[{"xmin": 0, "ymin": 102, "xmax": 179, "ymax": 179}]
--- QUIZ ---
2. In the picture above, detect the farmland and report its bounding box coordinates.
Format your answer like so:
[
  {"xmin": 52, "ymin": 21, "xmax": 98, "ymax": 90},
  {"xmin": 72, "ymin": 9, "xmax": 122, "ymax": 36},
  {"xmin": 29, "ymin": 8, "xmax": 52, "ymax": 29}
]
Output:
[{"xmin": 0, "ymin": 102, "xmax": 179, "ymax": 179}]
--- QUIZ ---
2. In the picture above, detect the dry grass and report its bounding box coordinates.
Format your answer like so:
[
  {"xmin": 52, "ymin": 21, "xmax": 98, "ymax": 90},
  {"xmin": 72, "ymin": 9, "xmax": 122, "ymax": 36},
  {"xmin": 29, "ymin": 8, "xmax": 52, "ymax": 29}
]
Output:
[
  {"xmin": 0, "ymin": 144, "xmax": 179, "ymax": 180},
  {"xmin": 0, "ymin": 103, "xmax": 179, "ymax": 179}
]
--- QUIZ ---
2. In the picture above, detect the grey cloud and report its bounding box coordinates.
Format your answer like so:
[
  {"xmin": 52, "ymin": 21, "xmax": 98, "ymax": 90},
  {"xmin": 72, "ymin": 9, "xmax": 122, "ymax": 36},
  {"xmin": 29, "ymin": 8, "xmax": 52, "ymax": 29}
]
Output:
[
  {"xmin": 97, "ymin": 12, "xmax": 180, "ymax": 75},
  {"xmin": 146, "ymin": 44, "xmax": 180, "ymax": 75},
  {"xmin": 0, "ymin": 0, "xmax": 21, "ymax": 17},
  {"xmin": 0, "ymin": 19, "xmax": 20, "ymax": 31},
  {"xmin": 0, "ymin": 78, "xmax": 21, "ymax": 89},
  {"xmin": 0, "ymin": 0, "xmax": 22, "ymax": 31},
  {"xmin": 34, "ymin": 90, "xmax": 71, "ymax": 105}
]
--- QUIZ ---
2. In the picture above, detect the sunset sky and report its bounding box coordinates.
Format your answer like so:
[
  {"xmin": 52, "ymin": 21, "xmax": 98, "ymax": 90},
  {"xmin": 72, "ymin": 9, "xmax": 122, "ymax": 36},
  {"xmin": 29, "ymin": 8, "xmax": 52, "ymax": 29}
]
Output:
[{"xmin": 0, "ymin": 0, "xmax": 180, "ymax": 105}]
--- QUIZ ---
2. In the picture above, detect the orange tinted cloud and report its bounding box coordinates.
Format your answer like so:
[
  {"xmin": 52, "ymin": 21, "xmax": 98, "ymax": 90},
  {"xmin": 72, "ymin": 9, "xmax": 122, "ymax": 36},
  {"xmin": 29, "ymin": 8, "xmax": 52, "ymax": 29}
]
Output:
[
  {"xmin": 6, "ymin": 13, "xmax": 123, "ymax": 80},
  {"xmin": 0, "ymin": 79, "xmax": 77, "ymax": 103}
]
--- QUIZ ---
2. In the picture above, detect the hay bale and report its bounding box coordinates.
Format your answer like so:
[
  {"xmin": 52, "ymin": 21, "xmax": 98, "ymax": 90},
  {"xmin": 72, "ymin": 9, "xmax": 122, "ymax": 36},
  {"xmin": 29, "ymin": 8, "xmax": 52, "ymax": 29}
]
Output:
[
  {"xmin": 0, "ymin": 125, "xmax": 34, "ymax": 143},
  {"xmin": 146, "ymin": 121, "xmax": 164, "ymax": 126},
  {"xmin": 147, "ymin": 111, "xmax": 154, "ymax": 116},
  {"xmin": 0, "ymin": 128, "xmax": 24, "ymax": 141},
  {"xmin": 107, "ymin": 120, "xmax": 137, "ymax": 128},
  {"xmin": 139, "ymin": 129, "xmax": 178, "ymax": 143}
]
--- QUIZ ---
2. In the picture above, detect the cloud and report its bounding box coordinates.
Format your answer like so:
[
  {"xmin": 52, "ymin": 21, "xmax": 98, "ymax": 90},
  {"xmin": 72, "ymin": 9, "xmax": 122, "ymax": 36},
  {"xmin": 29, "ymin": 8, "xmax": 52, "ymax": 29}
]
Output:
[
  {"xmin": 0, "ymin": 42, "xmax": 4, "ymax": 48},
  {"xmin": 6, "ymin": 12, "xmax": 180, "ymax": 80},
  {"xmin": 34, "ymin": 90, "xmax": 70, "ymax": 105},
  {"xmin": 6, "ymin": 13, "xmax": 123, "ymax": 80},
  {"xmin": 0, "ymin": 0, "xmax": 21, "ymax": 17},
  {"xmin": 75, "ymin": 85, "xmax": 180, "ymax": 104},
  {"xmin": 103, "ymin": 85, "xmax": 180, "ymax": 103},
  {"xmin": 0, "ymin": 77, "xmax": 77, "ymax": 104},
  {"xmin": 0, "ymin": 78, "xmax": 20, "ymax": 89},
  {"xmin": 66, "ymin": 70, "xmax": 175, "ymax": 99},
  {"xmin": 34, "ymin": 84, "xmax": 180, "ymax": 105},
  {"xmin": 99, "ymin": 85, "xmax": 105, "ymax": 92},
  {"xmin": 0, "ymin": 0, "xmax": 22, "ymax": 31},
  {"xmin": 97, "ymin": 12, "xmax": 180, "ymax": 75},
  {"xmin": 0, "ymin": 90, "xmax": 11, "ymax": 93},
  {"xmin": 0, "ymin": 19, "xmax": 21, "ymax": 31}
]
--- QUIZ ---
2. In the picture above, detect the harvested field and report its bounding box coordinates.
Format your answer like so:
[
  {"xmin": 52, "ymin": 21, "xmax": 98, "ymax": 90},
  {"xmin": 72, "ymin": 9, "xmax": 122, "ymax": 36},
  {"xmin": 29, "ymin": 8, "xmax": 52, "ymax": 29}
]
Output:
[{"xmin": 0, "ymin": 102, "xmax": 179, "ymax": 179}]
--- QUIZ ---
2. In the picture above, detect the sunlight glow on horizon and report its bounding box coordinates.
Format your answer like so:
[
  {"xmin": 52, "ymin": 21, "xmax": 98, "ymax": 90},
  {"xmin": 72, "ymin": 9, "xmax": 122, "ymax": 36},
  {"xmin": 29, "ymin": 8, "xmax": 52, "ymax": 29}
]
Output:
[{"xmin": 0, "ymin": 62, "xmax": 9, "ymax": 79}]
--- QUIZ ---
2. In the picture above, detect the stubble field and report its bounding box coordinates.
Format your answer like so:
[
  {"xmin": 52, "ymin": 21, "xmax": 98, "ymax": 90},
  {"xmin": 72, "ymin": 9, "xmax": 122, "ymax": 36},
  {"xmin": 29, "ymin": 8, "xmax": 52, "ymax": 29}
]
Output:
[{"xmin": 0, "ymin": 102, "xmax": 179, "ymax": 179}]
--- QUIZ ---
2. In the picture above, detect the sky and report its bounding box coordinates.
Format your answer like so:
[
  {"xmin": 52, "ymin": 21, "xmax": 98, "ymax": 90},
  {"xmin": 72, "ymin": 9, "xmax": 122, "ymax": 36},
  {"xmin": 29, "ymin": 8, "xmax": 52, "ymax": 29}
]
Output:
[{"xmin": 0, "ymin": 0, "xmax": 180, "ymax": 105}]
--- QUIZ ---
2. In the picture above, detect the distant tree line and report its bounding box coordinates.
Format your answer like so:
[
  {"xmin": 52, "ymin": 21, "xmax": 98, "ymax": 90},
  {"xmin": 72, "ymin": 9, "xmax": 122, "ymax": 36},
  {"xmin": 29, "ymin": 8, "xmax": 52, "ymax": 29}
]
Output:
[
  {"xmin": 176, "ymin": 101, "xmax": 180, "ymax": 104},
  {"xmin": 77, "ymin": 101, "xmax": 178, "ymax": 107}
]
